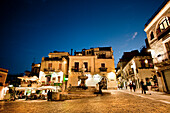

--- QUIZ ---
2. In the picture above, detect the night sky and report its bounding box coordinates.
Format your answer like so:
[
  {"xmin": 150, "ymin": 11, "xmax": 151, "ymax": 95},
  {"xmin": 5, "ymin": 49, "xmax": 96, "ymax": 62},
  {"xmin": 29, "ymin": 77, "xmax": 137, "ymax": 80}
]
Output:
[{"xmin": 0, "ymin": 0, "xmax": 164, "ymax": 74}]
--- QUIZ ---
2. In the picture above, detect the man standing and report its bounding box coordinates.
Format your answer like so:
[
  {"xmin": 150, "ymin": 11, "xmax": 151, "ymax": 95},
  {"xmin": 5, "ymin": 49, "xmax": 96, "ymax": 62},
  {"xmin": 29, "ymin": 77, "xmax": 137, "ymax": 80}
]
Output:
[
  {"xmin": 146, "ymin": 79, "xmax": 152, "ymax": 95},
  {"xmin": 140, "ymin": 79, "xmax": 146, "ymax": 94},
  {"xmin": 132, "ymin": 81, "xmax": 136, "ymax": 92},
  {"xmin": 47, "ymin": 90, "xmax": 50, "ymax": 101}
]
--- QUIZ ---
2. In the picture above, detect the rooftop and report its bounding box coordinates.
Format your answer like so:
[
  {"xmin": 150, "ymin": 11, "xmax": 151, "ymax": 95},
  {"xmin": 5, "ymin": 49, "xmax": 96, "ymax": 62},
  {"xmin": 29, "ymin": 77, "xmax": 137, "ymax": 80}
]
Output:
[{"xmin": 145, "ymin": 0, "xmax": 169, "ymax": 27}]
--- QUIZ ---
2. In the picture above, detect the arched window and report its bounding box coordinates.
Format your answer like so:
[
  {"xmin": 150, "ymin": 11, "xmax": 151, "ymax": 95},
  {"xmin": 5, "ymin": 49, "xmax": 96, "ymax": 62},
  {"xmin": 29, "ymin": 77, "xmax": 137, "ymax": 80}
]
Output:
[
  {"xmin": 150, "ymin": 32, "xmax": 154, "ymax": 40},
  {"xmin": 157, "ymin": 17, "xmax": 170, "ymax": 35}
]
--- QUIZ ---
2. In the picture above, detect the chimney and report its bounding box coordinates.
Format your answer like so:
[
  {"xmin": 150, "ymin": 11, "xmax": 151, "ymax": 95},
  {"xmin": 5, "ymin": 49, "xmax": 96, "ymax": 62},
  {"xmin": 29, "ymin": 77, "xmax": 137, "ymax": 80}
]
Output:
[{"xmin": 71, "ymin": 49, "xmax": 73, "ymax": 56}]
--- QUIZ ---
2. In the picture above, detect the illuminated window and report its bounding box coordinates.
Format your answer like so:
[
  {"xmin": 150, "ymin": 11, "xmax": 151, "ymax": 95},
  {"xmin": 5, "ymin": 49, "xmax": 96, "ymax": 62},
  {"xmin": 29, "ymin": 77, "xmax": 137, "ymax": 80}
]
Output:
[
  {"xmin": 157, "ymin": 17, "xmax": 170, "ymax": 34},
  {"xmin": 150, "ymin": 32, "xmax": 154, "ymax": 40}
]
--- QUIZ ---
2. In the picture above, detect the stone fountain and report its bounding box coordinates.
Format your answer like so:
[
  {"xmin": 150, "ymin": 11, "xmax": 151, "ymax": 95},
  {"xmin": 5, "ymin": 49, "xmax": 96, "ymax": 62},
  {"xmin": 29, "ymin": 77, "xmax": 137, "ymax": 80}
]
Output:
[
  {"xmin": 78, "ymin": 64, "xmax": 88, "ymax": 88},
  {"xmin": 52, "ymin": 65, "xmax": 97, "ymax": 101}
]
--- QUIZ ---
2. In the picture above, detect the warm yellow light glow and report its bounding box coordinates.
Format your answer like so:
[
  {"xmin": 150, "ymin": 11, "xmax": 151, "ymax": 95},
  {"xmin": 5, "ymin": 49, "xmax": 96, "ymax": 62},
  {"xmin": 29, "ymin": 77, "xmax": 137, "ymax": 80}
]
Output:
[
  {"xmin": 145, "ymin": 59, "xmax": 148, "ymax": 64},
  {"xmin": 64, "ymin": 61, "xmax": 67, "ymax": 64}
]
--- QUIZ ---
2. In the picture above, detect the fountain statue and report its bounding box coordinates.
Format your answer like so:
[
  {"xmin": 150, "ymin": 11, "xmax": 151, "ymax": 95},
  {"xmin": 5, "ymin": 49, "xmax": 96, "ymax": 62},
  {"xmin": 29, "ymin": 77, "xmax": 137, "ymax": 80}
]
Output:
[{"xmin": 78, "ymin": 64, "xmax": 88, "ymax": 88}]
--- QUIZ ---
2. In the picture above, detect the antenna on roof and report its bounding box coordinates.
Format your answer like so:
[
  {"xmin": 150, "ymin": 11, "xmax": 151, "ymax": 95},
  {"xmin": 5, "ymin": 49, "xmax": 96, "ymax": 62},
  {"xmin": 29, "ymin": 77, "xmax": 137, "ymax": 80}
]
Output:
[{"xmin": 33, "ymin": 57, "xmax": 36, "ymax": 64}]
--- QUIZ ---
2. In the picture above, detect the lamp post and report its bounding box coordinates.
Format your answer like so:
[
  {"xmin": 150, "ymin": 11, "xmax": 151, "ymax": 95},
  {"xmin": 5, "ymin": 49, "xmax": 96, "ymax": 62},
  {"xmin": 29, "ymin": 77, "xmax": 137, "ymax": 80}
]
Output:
[{"xmin": 62, "ymin": 60, "xmax": 67, "ymax": 93}]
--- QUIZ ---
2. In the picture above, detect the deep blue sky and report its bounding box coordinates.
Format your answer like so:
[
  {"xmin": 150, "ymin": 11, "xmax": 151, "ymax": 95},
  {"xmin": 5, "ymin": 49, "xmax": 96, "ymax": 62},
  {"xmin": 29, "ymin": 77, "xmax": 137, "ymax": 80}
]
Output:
[{"xmin": 0, "ymin": 0, "xmax": 164, "ymax": 74}]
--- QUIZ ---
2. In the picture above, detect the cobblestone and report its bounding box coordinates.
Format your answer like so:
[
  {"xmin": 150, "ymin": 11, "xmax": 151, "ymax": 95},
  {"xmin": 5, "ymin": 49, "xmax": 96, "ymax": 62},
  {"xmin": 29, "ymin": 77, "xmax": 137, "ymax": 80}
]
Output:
[{"xmin": 0, "ymin": 90, "xmax": 170, "ymax": 113}]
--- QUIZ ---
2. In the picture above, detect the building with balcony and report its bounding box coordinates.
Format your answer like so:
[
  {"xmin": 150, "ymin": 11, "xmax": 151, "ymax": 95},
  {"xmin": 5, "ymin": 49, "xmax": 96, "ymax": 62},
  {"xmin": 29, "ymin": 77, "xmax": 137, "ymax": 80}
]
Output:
[
  {"xmin": 67, "ymin": 47, "xmax": 117, "ymax": 89},
  {"xmin": 0, "ymin": 68, "xmax": 8, "ymax": 100},
  {"xmin": 116, "ymin": 48, "xmax": 155, "ymax": 89},
  {"xmin": 39, "ymin": 51, "xmax": 69, "ymax": 87},
  {"xmin": 144, "ymin": 0, "xmax": 170, "ymax": 92}
]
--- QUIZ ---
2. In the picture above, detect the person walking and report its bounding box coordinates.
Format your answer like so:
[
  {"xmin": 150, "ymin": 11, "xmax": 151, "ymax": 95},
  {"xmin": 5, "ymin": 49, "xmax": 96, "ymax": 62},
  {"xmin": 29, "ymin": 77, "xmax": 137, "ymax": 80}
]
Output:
[
  {"xmin": 146, "ymin": 79, "xmax": 152, "ymax": 95},
  {"xmin": 129, "ymin": 82, "xmax": 133, "ymax": 92},
  {"xmin": 140, "ymin": 79, "xmax": 146, "ymax": 94},
  {"xmin": 47, "ymin": 90, "xmax": 50, "ymax": 101},
  {"xmin": 50, "ymin": 90, "xmax": 52, "ymax": 101},
  {"xmin": 132, "ymin": 81, "xmax": 136, "ymax": 92},
  {"xmin": 98, "ymin": 81, "xmax": 103, "ymax": 94}
]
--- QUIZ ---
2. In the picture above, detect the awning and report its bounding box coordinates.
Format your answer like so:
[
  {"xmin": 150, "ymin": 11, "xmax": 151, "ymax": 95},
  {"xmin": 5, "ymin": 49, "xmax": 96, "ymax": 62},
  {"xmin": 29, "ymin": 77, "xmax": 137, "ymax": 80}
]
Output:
[{"xmin": 45, "ymin": 75, "xmax": 51, "ymax": 77}]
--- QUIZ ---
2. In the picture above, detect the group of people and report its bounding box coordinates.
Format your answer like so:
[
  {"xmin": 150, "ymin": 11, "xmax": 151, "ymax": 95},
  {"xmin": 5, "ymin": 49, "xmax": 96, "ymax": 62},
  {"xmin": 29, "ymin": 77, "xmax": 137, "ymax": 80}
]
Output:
[
  {"xmin": 128, "ymin": 79, "xmax": 152, "ymax": 95},
  {"xmin": 140, "ymin": 79, "xmax": 152, "ymax": 95},
  {"xmin": 129, "ymin": 81, "xmax": 136, "ymax": 92}
]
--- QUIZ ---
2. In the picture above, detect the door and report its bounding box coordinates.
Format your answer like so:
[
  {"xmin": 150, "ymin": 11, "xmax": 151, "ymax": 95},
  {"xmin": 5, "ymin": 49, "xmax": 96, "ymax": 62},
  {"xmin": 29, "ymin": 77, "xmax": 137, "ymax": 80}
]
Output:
[{"xmin": 164, "ymin": 70, "xmax": 170, "ymax": 92}]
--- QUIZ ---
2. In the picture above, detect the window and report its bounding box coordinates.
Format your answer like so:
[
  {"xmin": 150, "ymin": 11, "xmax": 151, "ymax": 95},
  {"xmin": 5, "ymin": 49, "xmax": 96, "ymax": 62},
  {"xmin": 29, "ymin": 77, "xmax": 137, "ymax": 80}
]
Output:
[
  {"xmin": 59, "ymin": 63, "xmax": 62, "ymax": 70},
  {"xmin": 84, "ymin": 62, "xmax": 88, "ymax": 71},
  {"xmin": 150, "ymin": 32, "xmax": 154, "ymax": 40},
  {"xmin": 48, "ymin": 63, "xmax": 52, "ymax": 70},
  {"xmin": 157, "ymin": 17, "xmax": 170, "ymax": 34},
  {"xmin": 52, "ymin": 77, "xmax": 56, "ymax": 81},
  {"xmin": 101, "ymin": 63, "xmax": 105, "ymax": 68},
  {"xmin": 58, "ymin": 76, "xmax": 60, "ymax": 82},
  {"xmin": 165, "ymin": 41, "xmax": 170, "ymax": 58},
  {"xmin": 140, "ymin": 60, "xmax": 145, "ymax": 68},
  {"xmin": 99, "ymin": 53, "xmax": 106, "ymax": 58},
  {"xmin": 148, "ymin": 59, "xmax": 153, "ymax": 67},
  {"xmin": 75, "ymin": 62, "xmax": 79, "ymax": 72}
]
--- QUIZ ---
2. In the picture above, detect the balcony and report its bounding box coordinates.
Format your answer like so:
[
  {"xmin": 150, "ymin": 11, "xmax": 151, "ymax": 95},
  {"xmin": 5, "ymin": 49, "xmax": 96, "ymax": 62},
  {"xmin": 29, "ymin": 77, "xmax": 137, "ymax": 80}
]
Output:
[
  {"xmin": 129, "ymin": 71, "xmax": 134, "ymax": 75},
  {"xmin": 71, "ymin": 67, "xmax": 80, "ymax": 72},
  {"xmin": 44, "ymin": 68, "xmax": 55, "ymax": 72},
  {"xmin": 41, "ymin": 82, "xmax": 62, "ymax": 86},
  {"xmin": 138, "ymin": 66, "xmax": 154, "ymax": 69},
  {"xmin": 85, "ymin": 67, "xmax": 91, "ymax": 72},
  {"xmin": 153, "ymin": 52, "xmax": 170, "ymax": 67},
  {"xmin": 99, "ymin": 67, "xmax": 107, "ymax": 72},
  {"xmin": 157, "ymin": 26, "xmax": 170, "ymax": 40},
  {"xmin": 71, "ymin": 66, "xmax": 91, "ymax": 72}
]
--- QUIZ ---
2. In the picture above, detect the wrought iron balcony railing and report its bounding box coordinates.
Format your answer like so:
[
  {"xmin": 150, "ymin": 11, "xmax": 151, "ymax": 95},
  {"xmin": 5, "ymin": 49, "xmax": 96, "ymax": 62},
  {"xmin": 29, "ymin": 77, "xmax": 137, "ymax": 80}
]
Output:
[
  {"xmin": 99, "ymin": 67, "xmax": 107, "ymax": 72},
  {"xmin": 153, "ymin": 52, "xmax": 170, "ymax": 64}
]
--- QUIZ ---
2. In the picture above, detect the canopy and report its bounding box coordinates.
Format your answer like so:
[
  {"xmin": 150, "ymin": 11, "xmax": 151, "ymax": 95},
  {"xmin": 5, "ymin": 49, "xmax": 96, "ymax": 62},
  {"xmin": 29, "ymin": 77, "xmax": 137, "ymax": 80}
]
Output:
[{"xmin": 18, "ymin": 76, "xmax": 39, "ymax": 81}]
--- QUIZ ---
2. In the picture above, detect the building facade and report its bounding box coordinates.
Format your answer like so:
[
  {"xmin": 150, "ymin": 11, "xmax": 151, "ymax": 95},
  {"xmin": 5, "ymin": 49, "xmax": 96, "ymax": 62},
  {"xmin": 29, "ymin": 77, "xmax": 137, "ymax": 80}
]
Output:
[
  {"xmin": 67, "ymin": 47, "xmax": 117, "ymax": 89},
  {"xmin": 0, "ymin": 68, "xmax": 8, "ymax": 100},
  {"xmin": 144, "ymin": 0, "xmax": 170, "ymax": 92},
  {"xmin": 39, "ymin": 51, "xmax": 69, "ymax": 87},
  {"xmin": 116, "ymin": 48, "xmax": 156, "ymax": 89},
  {"xmin": 122, "ymin": 56, "xmax": 155, "ymax": 88}
]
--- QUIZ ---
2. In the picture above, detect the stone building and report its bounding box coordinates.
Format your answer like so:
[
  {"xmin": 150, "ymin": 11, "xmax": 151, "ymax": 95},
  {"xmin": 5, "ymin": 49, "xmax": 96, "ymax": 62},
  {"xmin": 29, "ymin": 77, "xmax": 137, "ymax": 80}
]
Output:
[
  {"xmin": 0, "ymin": 68, "xmax": 8, "ymax": 100},
  {"xmin": 39, "ymin": 51, "xmax": 69, "ymax": 87},
  {"xmin": 67, "ymin": 47, "xmax": 117, "ymax": 89},
  {"xmin": 144, "ymin": 0, "xmax": 170, "ymax": 92},
  {"xmin": 116, "ymin": 48, "xmax": 155, "ymax": 89}
]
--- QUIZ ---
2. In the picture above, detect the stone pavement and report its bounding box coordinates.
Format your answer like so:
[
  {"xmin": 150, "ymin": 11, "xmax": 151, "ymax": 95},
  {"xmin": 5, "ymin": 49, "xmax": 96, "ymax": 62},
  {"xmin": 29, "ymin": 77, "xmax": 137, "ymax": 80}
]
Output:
[
  {"xmin": 107, "ymin": 89, "xmax": 170, "ymax": 104},
  {"xmin": 1, "ymin": 90, "xmax": 170, "ymax": 113}
]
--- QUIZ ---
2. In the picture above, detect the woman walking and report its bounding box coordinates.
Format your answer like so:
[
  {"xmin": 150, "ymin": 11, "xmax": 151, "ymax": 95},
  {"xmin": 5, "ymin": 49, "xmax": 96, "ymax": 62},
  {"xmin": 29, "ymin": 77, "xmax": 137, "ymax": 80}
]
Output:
[{"xmin": 146, "ymin": 79, "xmax": 152, "ymax": 95}]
